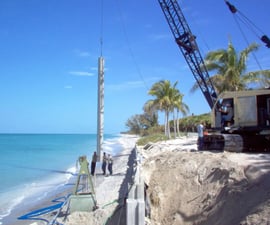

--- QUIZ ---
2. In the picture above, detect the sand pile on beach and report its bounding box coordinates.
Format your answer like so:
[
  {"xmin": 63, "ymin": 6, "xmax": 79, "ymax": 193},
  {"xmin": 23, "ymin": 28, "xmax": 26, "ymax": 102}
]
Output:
[{"xmin": 139, "ymin": 135, "xmax": 270, "ymax": 225}]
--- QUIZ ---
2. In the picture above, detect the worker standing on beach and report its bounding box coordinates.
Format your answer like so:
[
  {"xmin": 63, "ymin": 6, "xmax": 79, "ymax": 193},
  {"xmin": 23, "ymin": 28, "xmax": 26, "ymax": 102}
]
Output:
[
  {"xmin": 102, "ymin": 152, "xmax": 107, "ymax": 175},
  {"xmin": 91, "ymin": 151, "xmax": 97, "ymax": 176},
  {"xmin": 108, "ymin": 154, "xmax": 113, "ymax": 175},
  {"xmin": 197, "ymin": 121, "xmax": 204, "ymax": 150}
]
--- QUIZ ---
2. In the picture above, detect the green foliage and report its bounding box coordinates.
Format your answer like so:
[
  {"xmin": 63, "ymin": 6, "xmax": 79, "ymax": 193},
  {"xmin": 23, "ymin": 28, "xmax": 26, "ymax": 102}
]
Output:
[
  {"xmin": 125, "ymin": 110, "xmax": 159, "ymax": 135},
  {"xmin": 125, "ymin": 114, "xmax": 143, "ymax": 135},
  {"xmin": 147, "ymin": 80, "xmax": 189, "ymax": 138},
  {"xmin": 126, "ymin": 40, "xmax": 269, "ymax": 138},
  {"xmin": 136, "ymin": 133, "xmax": 169, "ymax": 146},
  {"xmin": 178, "ymin": 113, "xmax": 211, "ymax": 132},
  {"xmin": 191, "ymin": 40, "xmax": 269, "ymax": 94},
  {"xmin": 140, "ymin": 125, "xmax": 163, "ymax": 136},
  {"xmin": 135, "ymin": 113, "xmax": 211, "ymax": 146},
  {"xmin": 125, "ymin": 78, "xmax": 210, "ymax": 135}
]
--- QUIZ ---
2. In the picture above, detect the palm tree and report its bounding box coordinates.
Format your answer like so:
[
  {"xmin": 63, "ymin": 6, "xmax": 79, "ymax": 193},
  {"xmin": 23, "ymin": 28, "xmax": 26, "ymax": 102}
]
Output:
[
  {"xmin": 170, "ymin": 86, "xmax": 189, "ymax": 138},
  {"xmin": 190, "ymin": 40, "xmax": 270, "ymax": 93},
  {"xmin": 148, "ymin": 80, "xmax": 173, "ymax": 138},
  {"xmin": 174, "ymin": 94, "xmax": 189, "ymax": 137},
  {"xmin": 148, "ymin": 80, "xmax": 189, "ymax": 138}
]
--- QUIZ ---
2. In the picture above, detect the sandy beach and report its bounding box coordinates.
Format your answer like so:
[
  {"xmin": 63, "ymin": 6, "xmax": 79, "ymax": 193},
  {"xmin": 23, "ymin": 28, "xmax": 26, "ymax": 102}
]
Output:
[{"xmin": 11, "ymin": 133, "xmax": 270, "ymax": 225}]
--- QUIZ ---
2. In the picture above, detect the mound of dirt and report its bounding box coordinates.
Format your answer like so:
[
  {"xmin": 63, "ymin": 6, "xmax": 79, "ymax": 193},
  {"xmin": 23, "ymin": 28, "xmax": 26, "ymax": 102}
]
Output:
[{"xmin": 140, "ymin": 138, "xmax": 270, "ymax": 225}]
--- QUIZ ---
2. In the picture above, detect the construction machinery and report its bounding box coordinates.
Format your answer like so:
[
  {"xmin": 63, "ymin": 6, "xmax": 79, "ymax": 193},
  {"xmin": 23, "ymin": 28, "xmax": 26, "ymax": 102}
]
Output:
[
  {"xmin": 68, "ymin": 155, "xmax": 97, "ymax": 213},
  {"xmin": 17, "ymin": 155, "xmax": 97, "ymax": 224},
  {"xmin": 158, "ymin": 0, "xmax": 270, "ymax": 152}
]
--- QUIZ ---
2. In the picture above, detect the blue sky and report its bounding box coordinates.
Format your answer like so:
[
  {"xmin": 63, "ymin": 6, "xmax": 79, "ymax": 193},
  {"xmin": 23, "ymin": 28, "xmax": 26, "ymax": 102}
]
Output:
[{"xmin": 0, "ymin": 0, "xmax": 269, "ymax": 134}]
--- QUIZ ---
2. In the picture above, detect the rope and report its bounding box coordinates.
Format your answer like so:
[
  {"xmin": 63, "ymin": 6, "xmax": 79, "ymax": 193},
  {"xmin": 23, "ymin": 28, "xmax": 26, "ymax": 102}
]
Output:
[
  {"xmin": 114, "ymin": 0, "xmax": 149, "ymax": 91},
  {"xmin": 101, "ymin": 199, "xmax": 118, "ymax": 209}
]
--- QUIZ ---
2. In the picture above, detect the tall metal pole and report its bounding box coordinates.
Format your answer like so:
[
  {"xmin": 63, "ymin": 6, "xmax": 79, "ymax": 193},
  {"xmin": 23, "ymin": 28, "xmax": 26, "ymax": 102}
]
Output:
[{"xmin": 97, "ymin": 56, "xmax": 104, "ymax": 162}]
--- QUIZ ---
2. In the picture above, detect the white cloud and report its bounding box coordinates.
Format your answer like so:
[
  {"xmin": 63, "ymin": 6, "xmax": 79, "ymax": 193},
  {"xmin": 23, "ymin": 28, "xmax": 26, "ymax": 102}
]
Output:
[
  {"xmin": 90, "ymin": 66, "xmax": 108, "ymax": 72},
  {"xmin": 69, "ymin": 71, "xmax": 95, "ymax": 76},
  {"xmin": 64, "ymin": 85, "xmax": 72, "ymax": 89},
  {"xmin": 107, "ymin": 80, "xmax": 145, "ymax": 91},
  {"xmin": 73, "ymin": 49, "xmax": 91, "ymax": 57},
  {"xmin": 90, "ymin": 67, "xmax": 98, "ymax": 71},
  {"xmin": 107, "ymin": 77, "xmax": 160, "ymax": 91},
  {"xmin": 149, "ymin": 33, "xmax": 171, "ymax": 41}
]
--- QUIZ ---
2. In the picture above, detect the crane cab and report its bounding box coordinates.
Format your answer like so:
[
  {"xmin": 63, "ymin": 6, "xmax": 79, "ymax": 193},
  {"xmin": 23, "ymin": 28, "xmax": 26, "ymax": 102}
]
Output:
[{"xmin": 212, "ymin": 89, "xmax": 270, "ymax": 132}]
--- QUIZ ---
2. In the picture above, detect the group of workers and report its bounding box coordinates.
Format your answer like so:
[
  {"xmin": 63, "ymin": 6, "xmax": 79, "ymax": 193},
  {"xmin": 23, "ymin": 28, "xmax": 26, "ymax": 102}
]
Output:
[{"xmin": 90, "ymin": 151, "xmax": 113, "ymax": 176}]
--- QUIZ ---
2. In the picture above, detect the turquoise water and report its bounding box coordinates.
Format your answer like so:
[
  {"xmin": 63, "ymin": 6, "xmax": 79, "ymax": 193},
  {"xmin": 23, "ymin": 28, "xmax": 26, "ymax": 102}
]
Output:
[{"xmin": 0, "ymin": 133, "xmax": 121, "ymax": 224}]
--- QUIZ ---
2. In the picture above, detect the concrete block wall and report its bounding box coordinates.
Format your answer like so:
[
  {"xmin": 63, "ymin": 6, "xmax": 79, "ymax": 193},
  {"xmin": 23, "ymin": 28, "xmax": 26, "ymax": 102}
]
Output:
[{"xmin": 126, "ymin": 146, "xmax": 145, "ymax": 225}]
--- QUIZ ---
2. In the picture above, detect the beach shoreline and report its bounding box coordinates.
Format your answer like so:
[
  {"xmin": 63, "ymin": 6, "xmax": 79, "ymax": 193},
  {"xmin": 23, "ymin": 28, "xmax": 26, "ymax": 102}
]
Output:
[
  {"xmin": 4, "ymin": 134, "xmax": 138, "ymax": 225},
  {"xmin": 0, "ymin": 133, "xmax": 100, "ymax": 225},
  {"xmin": 6, "ymin": 133, "xmax": 270, "ymax": 225},
  {"xmin": 2, "ymin": 161, "xmax": 81, "ymax": 225}
]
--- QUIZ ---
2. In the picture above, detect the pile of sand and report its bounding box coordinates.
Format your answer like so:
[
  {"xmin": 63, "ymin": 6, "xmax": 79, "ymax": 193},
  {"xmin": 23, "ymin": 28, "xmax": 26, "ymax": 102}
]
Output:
[{"xmin": 139, "ymin": 135, "xmax": 270, "ymax": 225}]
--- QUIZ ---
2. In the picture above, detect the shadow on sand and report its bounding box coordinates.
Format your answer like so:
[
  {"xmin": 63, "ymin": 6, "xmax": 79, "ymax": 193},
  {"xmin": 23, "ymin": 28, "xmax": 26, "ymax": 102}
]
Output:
[{"xmin": 105, "ymin": 147, "xmax": 137, "ymax": 225}]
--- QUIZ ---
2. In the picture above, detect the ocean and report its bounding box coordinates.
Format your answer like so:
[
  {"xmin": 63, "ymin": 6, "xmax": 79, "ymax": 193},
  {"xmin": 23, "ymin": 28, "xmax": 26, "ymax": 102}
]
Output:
[{"xmin": 0, "ymin": 133, "xmax": 123, "ymax": 225}]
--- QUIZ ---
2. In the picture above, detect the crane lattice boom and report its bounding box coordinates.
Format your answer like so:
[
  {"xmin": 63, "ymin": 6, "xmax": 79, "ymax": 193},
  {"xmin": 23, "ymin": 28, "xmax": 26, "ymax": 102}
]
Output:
[{"xmin": 158, "ymin": 0, "xmax": 217, "ymax": 109}]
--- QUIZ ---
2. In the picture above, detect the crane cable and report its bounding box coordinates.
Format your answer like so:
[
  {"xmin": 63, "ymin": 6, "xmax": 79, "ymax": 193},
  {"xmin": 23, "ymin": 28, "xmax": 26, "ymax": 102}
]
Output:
[
  {"xmin": 230, "ymin": 9, "xmax": 264, "ymax": 71},
  {"xmin": 225, "ymin": 1, "xmax": 270, "ymax": 49},
  {"xmin": 114, "ymin": 0, "xmax": 149, "ymax": 91},
  {"xmin": 100, "ymin": 0, "xmax": 104, "ymax": 56},
  {"xmin": 225, "ymin": 1, "xmax": 268, "ymax": 71}
]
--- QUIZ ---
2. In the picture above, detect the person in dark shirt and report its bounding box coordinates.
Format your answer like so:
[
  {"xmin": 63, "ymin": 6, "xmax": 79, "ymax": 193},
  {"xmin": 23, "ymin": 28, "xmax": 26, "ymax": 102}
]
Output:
[
  {"xmin": 91, "ymin": 151, "xmax": 97, "ymax": 176},
  {"xmin": 102, "ymin": 152, "xmax": 107, "ymax": 175}
]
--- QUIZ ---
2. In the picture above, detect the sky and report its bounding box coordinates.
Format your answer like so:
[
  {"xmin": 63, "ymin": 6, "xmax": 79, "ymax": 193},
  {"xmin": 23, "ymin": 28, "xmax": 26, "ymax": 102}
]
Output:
[{"xmin": 0, "ymin": 0, "xmax": 269, "ymax": 134}]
